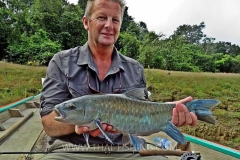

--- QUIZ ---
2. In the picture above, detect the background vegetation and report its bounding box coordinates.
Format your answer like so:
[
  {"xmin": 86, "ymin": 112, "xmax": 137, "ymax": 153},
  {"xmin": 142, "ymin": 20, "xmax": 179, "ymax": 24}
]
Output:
[
  {"xmin": 0, "ymin": 61, "xmax": 45, "ymax": 105},
  {"xmin": 0, "ymin": 62, "xmax": 239, "ymax": 150},
  {"xmin": 1, "ymin": 0, "xmax": 240, "ymax": 73},
  {"xmin": 144, "ymin": 69, "xmax": 240, "ymax": 150}
]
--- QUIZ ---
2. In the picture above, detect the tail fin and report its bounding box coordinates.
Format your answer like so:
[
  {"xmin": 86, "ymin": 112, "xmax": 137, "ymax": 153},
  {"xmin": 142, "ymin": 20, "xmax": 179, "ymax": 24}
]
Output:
[
  {"xmin": 185, "ymin": 99, "xmax": 221, "ymax": 124},
  {"xmin": 163, "ymin": 122, "xmax": 186, "ymax": 144}
]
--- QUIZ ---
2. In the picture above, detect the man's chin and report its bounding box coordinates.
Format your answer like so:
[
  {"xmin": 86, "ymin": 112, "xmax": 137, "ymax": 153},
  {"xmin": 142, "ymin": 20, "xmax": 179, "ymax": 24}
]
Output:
[
  {"xmin": 98, "ymin": 38, "xmax": 115, "ymax": 45},
  {"xmin": 99, "ymin": 42, "xmax": 115, "ymax": 47}
]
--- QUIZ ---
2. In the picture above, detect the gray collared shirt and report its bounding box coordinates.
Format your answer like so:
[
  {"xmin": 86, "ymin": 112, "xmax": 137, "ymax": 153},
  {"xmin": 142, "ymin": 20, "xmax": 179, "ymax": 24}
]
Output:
[{"xmin": 40, "ymin": 42, "xmax": 146, "ymax": 145}]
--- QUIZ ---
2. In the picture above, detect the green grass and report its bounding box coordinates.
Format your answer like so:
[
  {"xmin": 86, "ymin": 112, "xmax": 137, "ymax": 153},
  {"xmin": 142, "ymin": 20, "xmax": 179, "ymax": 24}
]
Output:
[
  {"xmin": 145, "ymin": 69, "xmax": 240, "ymax": 150},
  {"xmin": 0, "ymin": 62, "xmax": 240, "ymax": 150},
  {"xmin": 0, "ymin": 61, "xmax": 46, "ymax": 106},
  {"xmin": 145, "ymin": 69, "xmax": 240, "ymax": 103}
]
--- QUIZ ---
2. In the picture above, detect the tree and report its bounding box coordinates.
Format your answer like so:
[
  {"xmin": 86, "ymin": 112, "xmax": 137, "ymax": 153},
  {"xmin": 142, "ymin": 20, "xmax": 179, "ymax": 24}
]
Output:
[
  {"xmin": 137, "ymin": 21, "xmax": 149, "ymax": 41},
  {"xmin": 228, "ymin": 44, "xmax": 240, "ymax": 57},
  {"xmin": 201, "ymin": 37, "xmax": 216, "ymax": 54},
  {"xmin": 58, "ymin": 4, "xmax": 86, "ymax": 49},
  {"xmin": 116, "ymin": 7, "xmax": 145, "ymax": 50},
  {"xmin": 126, "ymin": 21, "xmax": 140, "ymax": 37},
  {"xmin": 138, "ymin": 31, "xmax": 165, "ymax": 68},
  {"xmin": 0, "ymin": 1, "xmax": 11, "ymax": 59},
  {"xmin": 118, "ymin": 32, "xmax": 140, "ymax": 60},
  {"xmin": 0, "ymin": 0, "xmax": 31, "ymax": 59},
  {"xmin": 173, "ymin": 22, "xmax": 206, "ymax": 45},
  {"xmin": 139, "ymin": 21, "xmax": 147, "ymax": 31},
  {"xmin": 214, "ymin": 41, "xmax": 240, "ymax": 57},
  {"xmin": 121, "ymin": 6, "xmax": 134, "ymax": 32},
  {"xmin": 214, "ymin": 54, "xmax": 237, "ymax": 73},
  {"xmin": 77, "ymin": 0, "xmax": 87, "ymax": 17},
  {"xmin": 231, "ymin": 55, "xmax": 240, "ymax": 73},
  {"xmin": 7, "ymin": 29, "xmax": 61, "ymax": 65},
  {"xmin": 30, "ymin": 0, "xmax": 64, "ymax": 40},
  {"xmin": 20, "ymin": 0, "xmax": 34, "ymax": 7}
]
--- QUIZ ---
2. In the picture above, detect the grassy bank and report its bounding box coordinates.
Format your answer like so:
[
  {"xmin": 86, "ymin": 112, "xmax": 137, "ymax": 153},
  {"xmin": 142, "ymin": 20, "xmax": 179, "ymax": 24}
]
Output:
[
  {"xmin": 0, "ymin": 61, "xmax": 46, "ymax": 106},
  {"xmin": 0, "ymin": 61, "xmax": 239, "ymax": 150},
  {"xmin": 145, "ymin": 69, "xmax": 240, "ymax": 150}
]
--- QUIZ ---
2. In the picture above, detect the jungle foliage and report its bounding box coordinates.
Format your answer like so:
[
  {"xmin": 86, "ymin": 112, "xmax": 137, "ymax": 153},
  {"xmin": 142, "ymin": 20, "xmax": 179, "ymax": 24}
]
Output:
[{"xmin": 1, "ymin": 0, "xmax": 240, "ymax": 73}]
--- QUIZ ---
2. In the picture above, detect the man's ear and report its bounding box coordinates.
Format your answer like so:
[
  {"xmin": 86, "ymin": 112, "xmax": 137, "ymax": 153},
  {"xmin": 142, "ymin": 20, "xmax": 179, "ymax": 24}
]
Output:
[{"xmin": 82, "ymin": 16, "xmax": 89, "ymax": 30}]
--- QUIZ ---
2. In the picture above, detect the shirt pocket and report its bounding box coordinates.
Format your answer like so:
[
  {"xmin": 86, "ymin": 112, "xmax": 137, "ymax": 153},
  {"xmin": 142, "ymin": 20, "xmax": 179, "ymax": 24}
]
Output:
[{"xmin": 68, "ymin": 82, "xmax": 91, "ymax": 98}]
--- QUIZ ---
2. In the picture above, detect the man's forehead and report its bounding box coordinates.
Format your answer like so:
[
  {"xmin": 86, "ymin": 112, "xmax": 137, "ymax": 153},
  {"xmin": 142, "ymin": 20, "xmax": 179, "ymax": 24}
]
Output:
[{"xmin": 93, "ymin": 0, "xmax": 121, "ymax": 11}]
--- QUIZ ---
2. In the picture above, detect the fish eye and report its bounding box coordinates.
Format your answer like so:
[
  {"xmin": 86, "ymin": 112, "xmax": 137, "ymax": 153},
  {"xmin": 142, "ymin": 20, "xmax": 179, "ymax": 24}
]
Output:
[{"xmin": 68, "ymin": 103, "xmax": 76, "ymax": 110}]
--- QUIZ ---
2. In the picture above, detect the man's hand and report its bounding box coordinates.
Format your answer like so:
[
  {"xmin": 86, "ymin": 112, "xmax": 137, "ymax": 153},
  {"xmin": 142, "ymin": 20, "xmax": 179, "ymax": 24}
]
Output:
[
  {"xmin": 75, "ymin": 124, "xmax": 117, "ymax": 137},
  {"xmin": 171, "ymin": 96, "xmax": 198, "ymax": 127}
]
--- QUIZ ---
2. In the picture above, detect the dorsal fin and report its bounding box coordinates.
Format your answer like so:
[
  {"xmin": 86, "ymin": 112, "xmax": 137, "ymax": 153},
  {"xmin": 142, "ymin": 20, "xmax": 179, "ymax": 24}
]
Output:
[{"xmin": 123, "ymin": 88, "xmax": 150, "ymax": 101}]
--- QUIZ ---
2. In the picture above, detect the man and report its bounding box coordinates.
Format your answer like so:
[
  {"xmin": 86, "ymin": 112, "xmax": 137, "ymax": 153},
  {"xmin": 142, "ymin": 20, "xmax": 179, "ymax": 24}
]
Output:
[{"xmin": 39, "ymin": 0, "xmax": 197, "ymax": 159}]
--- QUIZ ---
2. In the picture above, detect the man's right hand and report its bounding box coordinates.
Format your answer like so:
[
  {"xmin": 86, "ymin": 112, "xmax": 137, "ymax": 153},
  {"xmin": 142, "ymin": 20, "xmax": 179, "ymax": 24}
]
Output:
[{"xmin": 75, "ymin": 124, "xmax": 118, "ymax": 137}]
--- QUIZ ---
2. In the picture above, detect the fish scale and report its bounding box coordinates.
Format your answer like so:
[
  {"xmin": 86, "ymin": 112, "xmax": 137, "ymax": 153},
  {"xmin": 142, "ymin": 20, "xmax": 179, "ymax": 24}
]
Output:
[{"xmin": 90, "ymin": 95, "xmax": 177, "ymax": 135}]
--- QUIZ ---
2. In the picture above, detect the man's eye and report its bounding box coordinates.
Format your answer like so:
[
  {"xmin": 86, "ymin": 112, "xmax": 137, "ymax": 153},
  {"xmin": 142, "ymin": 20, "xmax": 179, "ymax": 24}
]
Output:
[
  {"xmin": 98, "ymin": 16, "xmax": 105, "ymax": 20},
  {"xmin": 113, "ymin": 19, "xmax": 120, "ymax": 23}
]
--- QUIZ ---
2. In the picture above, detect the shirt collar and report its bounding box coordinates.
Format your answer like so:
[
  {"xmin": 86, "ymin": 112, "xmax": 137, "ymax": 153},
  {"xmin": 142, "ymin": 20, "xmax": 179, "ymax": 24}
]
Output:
[{"xmin": 77, "ymin": 42, "xmax": 125, "ymax": 73}]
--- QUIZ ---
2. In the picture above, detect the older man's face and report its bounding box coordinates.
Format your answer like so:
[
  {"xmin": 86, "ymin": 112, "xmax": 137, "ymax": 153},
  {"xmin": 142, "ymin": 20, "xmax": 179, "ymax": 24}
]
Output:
[{"xmin": 83, "ymin": 0, "xmax": 122, "ymax": 47}]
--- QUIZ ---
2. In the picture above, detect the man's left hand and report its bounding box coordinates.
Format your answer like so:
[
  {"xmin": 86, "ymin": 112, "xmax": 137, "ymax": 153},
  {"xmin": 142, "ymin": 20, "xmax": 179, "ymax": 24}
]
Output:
[
  {"xmin": 75, "ymin": 124, "xmax": 118, "ymax": 137},
  {"xmin": 171, "ymin": 96, "xmax": 198, "ymax": 127}
]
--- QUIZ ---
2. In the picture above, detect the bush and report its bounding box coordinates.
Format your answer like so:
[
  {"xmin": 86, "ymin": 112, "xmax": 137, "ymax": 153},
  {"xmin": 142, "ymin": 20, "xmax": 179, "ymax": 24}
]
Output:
[{"xmin": 6, "ymin": 29, "xmax": 61, "ymax": 65}]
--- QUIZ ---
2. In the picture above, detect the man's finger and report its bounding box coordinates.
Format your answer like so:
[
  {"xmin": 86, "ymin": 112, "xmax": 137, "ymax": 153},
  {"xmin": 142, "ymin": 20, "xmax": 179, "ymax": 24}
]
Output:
[
  {"xmin": 105, "ymin": 125, "xmax": 119, "ymax": 134},
  {"xmin": 184, "ymin": 110, "xmax": 193, "ymax": 126},
  {"xmin": 105, "ymin": 125, "xmax": 113, "ymax": 132},
  {"xmin": 89, "ymin": 124, "xmax": 108, "ymax": 137},
  {"xmin": 189, "ymin": 112, "xmax": 198, "ymax": 127},
  {"xmin": 176, "ymin": 104, "xmax": 186, "ymax": 127},
  {"xmin": 177, "ymin": 96, "xmax": 193, "ymax": 104},
  {"xmin": 171, "ymin": 108, "xmax": 179, "ymax": 126},
  {"xmin": 75, "ymin": 126, "xmax": 89, "ymax": 135}
]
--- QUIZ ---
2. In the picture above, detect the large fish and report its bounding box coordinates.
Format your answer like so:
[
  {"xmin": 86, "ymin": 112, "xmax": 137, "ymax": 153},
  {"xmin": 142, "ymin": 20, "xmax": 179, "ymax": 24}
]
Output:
[{"xmin": 54, "ymin": 88, "xmax": 220, "ymax": 151}]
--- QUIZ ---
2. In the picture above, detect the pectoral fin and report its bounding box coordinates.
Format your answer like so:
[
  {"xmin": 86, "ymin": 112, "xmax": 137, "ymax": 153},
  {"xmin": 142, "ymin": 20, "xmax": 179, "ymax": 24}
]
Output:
[
  {"xmin": 94, "ymin": 119, "xmax": 114, "ymax": 145},
  {"xmin": 128, "ymin": 134, "xmax": 146, "ymax": 151},
  {"xmin": 83, "ymin": 132, "xmax": 90, "ymax": 148},
  {"xmin": 164, "ymin": 121, "xmax": 186, "ymax": 144}
]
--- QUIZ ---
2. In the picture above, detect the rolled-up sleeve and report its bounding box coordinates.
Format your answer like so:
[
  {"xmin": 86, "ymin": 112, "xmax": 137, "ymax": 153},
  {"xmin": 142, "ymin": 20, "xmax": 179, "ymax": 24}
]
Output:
[{"xmin": 40, "ymin": 54, "xmax": 70, "ymax": 117}]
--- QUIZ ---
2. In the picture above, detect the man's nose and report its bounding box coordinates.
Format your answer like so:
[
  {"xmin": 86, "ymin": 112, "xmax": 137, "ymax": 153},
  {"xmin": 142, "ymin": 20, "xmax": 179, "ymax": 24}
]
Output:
[{"xmin": 105, "ymin": 18, "xmax": 114, "ymax": 29}]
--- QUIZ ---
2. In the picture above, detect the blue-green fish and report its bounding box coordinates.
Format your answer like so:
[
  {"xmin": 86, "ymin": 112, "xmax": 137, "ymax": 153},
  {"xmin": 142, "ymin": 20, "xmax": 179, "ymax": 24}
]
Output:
[{"xmin": 54, "ymin": 88, "xmax": 220, "ymax": 151}]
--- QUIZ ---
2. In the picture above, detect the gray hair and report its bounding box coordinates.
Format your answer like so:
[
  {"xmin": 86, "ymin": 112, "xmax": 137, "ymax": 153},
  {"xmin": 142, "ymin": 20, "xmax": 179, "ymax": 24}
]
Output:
[{"xmin": 84, "ymin": 0, "xmax": 126, "ymax": 21}]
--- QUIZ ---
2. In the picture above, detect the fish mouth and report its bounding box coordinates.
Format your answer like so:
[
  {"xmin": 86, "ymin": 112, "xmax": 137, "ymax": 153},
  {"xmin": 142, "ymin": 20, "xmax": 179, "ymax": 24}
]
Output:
[{"xmin": 54, "ymin": 108, "xmax": 66, "ymax": 121}]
